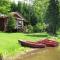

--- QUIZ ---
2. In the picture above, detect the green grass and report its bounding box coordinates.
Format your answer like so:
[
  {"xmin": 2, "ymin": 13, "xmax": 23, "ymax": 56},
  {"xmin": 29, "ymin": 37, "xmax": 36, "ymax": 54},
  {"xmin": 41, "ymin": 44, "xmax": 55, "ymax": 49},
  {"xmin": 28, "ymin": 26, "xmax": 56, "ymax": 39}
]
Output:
[{"xmin": 0, "ymin": 32, "xmax": 59, "ymax": 56}]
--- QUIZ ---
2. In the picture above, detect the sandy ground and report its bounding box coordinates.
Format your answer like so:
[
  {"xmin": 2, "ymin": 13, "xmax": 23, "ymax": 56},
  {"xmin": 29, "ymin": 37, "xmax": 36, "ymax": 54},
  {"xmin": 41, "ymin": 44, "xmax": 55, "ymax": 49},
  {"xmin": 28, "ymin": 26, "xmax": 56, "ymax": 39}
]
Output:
[{"xmin": 3, "ymin": 46, "xmax": 60, "ymax": 60}]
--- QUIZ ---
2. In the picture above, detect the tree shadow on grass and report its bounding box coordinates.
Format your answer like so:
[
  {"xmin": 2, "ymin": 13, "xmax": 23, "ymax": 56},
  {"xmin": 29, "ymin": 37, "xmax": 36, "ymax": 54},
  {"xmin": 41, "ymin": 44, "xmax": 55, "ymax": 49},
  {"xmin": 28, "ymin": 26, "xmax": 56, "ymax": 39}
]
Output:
[{"xmin": 26, "ymin": 34, "xmax": 48, "ymax": 37}]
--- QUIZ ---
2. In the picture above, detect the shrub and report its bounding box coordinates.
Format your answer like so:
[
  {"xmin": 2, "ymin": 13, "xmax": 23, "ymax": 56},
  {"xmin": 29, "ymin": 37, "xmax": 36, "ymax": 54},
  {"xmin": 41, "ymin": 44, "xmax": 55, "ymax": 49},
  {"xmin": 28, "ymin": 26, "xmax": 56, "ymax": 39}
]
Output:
[
  {"xmin": 7, "ymin": 15, "xmax": 16, "ymax": 32},
  {"xmin": 26, "ymin": 25, "xmax": 33, "ymax": 33},
  {"xmin": 33, "ymin": 23, "xmax": 47, "ymax": 32}
]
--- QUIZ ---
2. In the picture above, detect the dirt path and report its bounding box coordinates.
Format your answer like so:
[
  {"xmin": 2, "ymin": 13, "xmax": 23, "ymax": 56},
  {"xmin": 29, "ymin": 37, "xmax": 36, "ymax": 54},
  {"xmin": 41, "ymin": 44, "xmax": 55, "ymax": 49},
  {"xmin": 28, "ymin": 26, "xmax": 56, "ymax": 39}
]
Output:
[{"xmin": 4, "ymin": 46, "xmax": 60, "ymax": 60}]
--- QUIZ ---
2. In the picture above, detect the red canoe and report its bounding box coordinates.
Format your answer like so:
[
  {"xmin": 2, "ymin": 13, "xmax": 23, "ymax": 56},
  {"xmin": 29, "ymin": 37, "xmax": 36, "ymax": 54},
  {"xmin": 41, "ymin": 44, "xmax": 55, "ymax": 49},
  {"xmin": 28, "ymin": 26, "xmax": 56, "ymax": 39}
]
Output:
[
  {"xmin": 18, "ymin": 40, "xmax": 45, "ymax": 48},
  {"xmin": 18, "ymin": 39, "xmax": 59, "ymax": 48},
  {"xmin": 36, "ymin": 39, "xmax": 59, "ymax": 47}
]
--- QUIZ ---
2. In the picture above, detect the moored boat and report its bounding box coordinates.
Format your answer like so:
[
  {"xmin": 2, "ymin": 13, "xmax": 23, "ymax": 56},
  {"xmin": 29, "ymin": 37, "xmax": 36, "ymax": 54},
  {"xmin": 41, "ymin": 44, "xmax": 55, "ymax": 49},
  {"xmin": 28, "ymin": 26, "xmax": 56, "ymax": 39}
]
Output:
[
  {"xmin": 18, "ymin": 40, "xmax": 45, "ymax": 48},
  {"xmin": 18, "ymin": 39, "xmax": 59, "ymax": 48},
  {"xmin": 36, "ymin": 39, "xmax": 59, "ymax": 47}
]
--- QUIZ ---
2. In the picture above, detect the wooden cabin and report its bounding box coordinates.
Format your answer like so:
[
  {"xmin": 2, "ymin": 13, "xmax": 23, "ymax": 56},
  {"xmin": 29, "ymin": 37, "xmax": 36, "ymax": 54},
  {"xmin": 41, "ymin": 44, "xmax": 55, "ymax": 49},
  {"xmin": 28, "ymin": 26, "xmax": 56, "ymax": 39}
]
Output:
[
  {"xmin": 0, "ymin": 12, "xmax": 28, "ymax": 32},
  {"xmin": 10, "ymin": 12, "xmax": 26, "ymax": 32}
]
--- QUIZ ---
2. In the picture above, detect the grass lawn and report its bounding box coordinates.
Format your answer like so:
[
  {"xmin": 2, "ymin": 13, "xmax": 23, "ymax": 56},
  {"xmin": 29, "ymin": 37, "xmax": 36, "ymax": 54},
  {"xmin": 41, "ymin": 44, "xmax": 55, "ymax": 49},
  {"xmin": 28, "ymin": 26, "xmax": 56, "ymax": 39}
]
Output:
[{"xmin": 0, "ymin": 32, "xmax": 60, "ymax": 56}]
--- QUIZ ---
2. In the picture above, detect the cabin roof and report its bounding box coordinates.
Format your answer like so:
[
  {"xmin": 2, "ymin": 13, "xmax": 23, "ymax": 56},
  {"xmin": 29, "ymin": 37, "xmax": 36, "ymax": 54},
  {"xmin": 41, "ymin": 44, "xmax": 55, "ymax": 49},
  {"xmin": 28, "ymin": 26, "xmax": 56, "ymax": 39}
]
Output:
[
  {"xmin": 10, "ymin": 12, "xmax": 25, "ymax": 21},
  {"xmin": 0, "ymin": 12, "xmax": 28, "ymax": 23}
]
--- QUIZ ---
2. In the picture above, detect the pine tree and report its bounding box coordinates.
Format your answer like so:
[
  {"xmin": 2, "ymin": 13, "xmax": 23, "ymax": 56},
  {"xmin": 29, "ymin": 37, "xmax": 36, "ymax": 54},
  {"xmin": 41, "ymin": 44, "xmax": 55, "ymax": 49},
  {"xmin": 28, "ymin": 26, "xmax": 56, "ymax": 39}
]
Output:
[
  {"xmin": 45, "ymin": 0, "xmax": 59, "ymax": 35},
  {"xmin": 11, "ymin": 2, "xmax": 17, "ymax": 12}
]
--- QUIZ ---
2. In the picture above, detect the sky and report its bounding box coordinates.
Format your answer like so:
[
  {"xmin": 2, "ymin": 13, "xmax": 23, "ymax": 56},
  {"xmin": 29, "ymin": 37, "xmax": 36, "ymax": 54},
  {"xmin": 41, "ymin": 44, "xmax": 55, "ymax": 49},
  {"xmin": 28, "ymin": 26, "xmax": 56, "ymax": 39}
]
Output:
[{"xmin": 11, "ymin": 0, "xmax": 33, "ymax": 4}]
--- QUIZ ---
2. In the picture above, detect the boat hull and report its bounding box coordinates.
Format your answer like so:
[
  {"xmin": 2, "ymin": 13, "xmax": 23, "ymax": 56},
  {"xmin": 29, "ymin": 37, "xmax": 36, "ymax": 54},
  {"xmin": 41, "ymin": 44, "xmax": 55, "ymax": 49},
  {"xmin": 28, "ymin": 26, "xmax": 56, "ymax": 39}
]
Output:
[
  {"xmin": 37, "ymin": 39, "xmax": 59, "ymax": 47},
  {"xmin": 18, "ymin": 39, "xmax": 59, "ymax": 48},
  {"xmin": 18, "ymin": 40, "xmax": 45, "ymax": 48}
]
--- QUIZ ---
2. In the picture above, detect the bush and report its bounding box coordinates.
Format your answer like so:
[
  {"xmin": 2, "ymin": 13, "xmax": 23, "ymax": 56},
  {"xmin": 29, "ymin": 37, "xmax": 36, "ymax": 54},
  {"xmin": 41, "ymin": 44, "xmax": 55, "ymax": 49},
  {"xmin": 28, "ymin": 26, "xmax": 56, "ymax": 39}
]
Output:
[
  {"xmin": 26, "ymin": 25, "xmax": 33, "ymax": 33},
  {"xmin": 7, "ymin": 15, "xmax": 16, "ymax": 32},
  {"xmin": 33, "ymin": 23, "xmax": 47, "ymax": 32}
]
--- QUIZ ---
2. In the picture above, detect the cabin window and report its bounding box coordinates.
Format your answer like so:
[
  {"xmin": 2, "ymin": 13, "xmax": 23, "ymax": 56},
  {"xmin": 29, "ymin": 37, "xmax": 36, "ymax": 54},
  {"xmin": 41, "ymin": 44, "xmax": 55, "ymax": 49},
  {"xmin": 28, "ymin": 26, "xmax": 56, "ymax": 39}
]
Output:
[{"xmin": 18, "ymin": 21, "xmax": 22, "ymax": 25}]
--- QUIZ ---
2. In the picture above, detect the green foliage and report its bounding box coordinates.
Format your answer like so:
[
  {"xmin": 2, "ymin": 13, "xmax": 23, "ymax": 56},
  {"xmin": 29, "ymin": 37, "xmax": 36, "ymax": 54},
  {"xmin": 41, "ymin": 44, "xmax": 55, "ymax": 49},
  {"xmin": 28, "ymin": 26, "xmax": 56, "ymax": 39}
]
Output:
[
  {"xmin": 27, "ymin": 25, "xmax": 33, "ymax": 33},
  {"xmin": 33, "ymin": 0, "xmax": 49, "ymax": 22},
  {"xmin": 33, "ymin": 25, "xmax": 39, "ymax": 32},
  {"xmin": 32, "ymin": 0, "xmax": 49, "ymax": 32},
  {"xmin": 0, "ymin": 0, "xmax": 11, "ymax": 14},
  {"xmin": 33, "ymin": 23, "xmax": 47, "ymax": 32},
  {"xmin": 17, "ymin": 1, "xmax": 22, "ymax": 13},
  {"xmin": 7, "ymin": 15, "xmax": 16, "ymax": 32},
  {"xmin": 36, "ymin": 23, "xmax": 47, "ymax": 32},
  {"xmin": 10, "ymin": 2, "xmax": 17, "ymax": 12},
  {"xmin": 45, "ymin": 0, "xmax": 60, "ymax": 35}
]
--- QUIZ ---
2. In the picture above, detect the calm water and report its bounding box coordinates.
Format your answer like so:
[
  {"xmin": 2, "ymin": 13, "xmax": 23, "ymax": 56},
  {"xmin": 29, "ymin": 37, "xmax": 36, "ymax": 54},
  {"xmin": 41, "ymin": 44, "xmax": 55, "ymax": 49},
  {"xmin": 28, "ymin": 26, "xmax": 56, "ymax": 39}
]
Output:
[
  {"xmin": 20, "ymin": 46, "xmax": 60, "ymax": 60},
  {"xmin": 4, "ymin": 46, "xmax": 60, "ymax": 60}
]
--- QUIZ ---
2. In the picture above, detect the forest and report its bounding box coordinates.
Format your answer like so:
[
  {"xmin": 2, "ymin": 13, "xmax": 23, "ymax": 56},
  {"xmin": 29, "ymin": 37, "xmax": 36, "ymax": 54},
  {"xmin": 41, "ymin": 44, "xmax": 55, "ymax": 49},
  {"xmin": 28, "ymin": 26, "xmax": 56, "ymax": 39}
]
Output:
[
  {"xmin": 0, "ymin": 0, "xmax": 60, "ymax": 35},
  {"xmin": 11, "ymin": 0, "xmax": 60, "ymax": 35}
]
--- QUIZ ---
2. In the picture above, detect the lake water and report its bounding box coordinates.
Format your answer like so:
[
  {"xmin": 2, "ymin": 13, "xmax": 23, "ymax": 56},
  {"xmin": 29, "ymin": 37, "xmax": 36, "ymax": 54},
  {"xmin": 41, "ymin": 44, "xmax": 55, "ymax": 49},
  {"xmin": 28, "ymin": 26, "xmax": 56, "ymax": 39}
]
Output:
[
  {"xmin": 20, "ymin": 46, "xmax": 60, "ymax": 60},
  {"xmin": 4, "ymin": 46, "xmax": 60, "ymax": 60}
]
